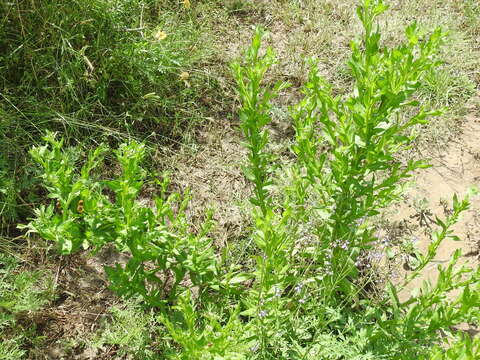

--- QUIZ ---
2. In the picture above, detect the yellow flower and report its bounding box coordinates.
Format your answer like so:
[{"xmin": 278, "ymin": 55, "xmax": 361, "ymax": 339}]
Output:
[
  {"xmin": 77, "ymin": 200, "xmax": 84, "ymax": 214},
  {"xmin": 154, "ymin": 30, "xmax": 167, "ymax": 41},
  {"xmin": 179, "ymin": 72, "xmax": 191, "ymax": 87},
  {"xmin": 183, "ymin": 0, "xmax": 191, "ymax": 9}
]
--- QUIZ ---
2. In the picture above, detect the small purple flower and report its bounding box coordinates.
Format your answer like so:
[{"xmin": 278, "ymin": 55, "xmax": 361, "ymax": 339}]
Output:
[
  {"xmin": 294, "ymin": 283, "xmax": 303, "ymax": 293},
  {"xmin": 355, "ymin": 216, "xmax": 366, "ymax": 226},
  {"xmin": 258, "ymin": 310, "xmax": 268, "ymax": 318},
  {"xmin": 372, "ymin": 251, "xmax": 382, "ymax": 262},
  {"xmin": 381, "ymin": 237, "xmax": 390, "ymax": 247}
]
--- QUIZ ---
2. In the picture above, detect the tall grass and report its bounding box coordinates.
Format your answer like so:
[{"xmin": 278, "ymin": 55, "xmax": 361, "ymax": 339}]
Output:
[{"xmin": 0, "ymin": 0, "xmax": 208, "ymax": 225}]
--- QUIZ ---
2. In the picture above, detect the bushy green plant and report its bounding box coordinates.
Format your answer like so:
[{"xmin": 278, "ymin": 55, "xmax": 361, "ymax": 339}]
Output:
[
  {"xmin": 22, "ymin": 132, "xmax": 219, "ymax": 307},
  {"xmin": 228, "ymin": 0, "xmax": 479, "ymax": 358}
]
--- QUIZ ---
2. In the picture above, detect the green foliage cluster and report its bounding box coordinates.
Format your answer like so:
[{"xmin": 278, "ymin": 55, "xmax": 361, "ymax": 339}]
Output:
[
  {"xmin": 14, "ymin": 0, "xmax": 480, "ymax": 359},
  {"xmin": 88, "ymin": 301, "xmax": 159, "ymax": 359},
  {"xmin": 22, "ymin": 133, "xmax": 218, "ymax": 307},
  {"xmin": 0, "ymin": 0, "xmax": 205, "ymax": 224},
  {"xmin": 0, "ymin": 254, "xmax": 54, "ymax": 360},
  {"xmin": 224, "ymin": 1, "xmax": 479, "ymax": 357}
]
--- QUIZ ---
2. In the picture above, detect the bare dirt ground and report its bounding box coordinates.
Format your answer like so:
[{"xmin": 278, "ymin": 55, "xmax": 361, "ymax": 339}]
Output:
[
  {"xmin": 391, "ymin": 94, "xmax": 480, "ymax": 302},
  {"xmin": 171, "ymin": 123, "xmax": 251, "ymax": 247}
]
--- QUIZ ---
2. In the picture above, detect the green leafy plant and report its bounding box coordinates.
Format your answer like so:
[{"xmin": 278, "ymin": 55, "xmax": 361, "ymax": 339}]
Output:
[
  {"xmin": 159, "ymin": 291, "xmax": 249, "ymax": 360},
  {"xmin": 22, "ymin": 132, "xmax": 219, "ymax": 307},
  {"xmin": 427, "ymin": 334, "xmax": 480, "ymax": 360},
  {"xmin": 228, "ymin": 0, "xmax": 479, "ymax": 358}
]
